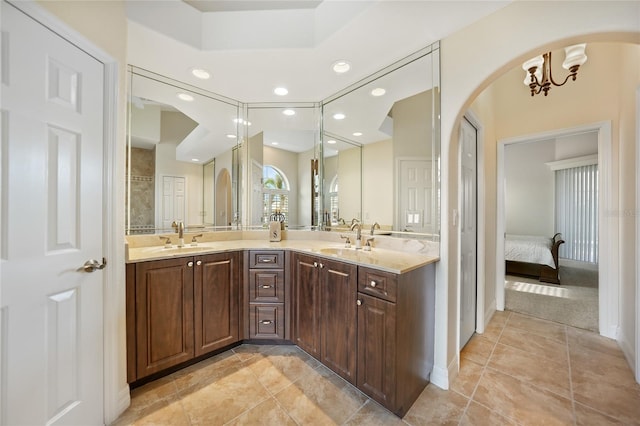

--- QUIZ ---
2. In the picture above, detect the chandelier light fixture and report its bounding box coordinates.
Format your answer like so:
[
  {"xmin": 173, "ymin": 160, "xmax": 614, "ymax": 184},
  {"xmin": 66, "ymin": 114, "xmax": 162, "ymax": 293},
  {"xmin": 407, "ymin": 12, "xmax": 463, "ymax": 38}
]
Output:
[{"xmin": 522, "ymin": 43, "xmax": 587, "ymax": 96}]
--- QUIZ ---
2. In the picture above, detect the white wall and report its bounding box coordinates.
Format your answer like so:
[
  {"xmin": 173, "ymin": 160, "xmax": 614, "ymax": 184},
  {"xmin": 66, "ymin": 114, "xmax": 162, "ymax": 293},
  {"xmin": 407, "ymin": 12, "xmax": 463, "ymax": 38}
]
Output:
[
  {"xmin": 505, "ymin": 139, "xmax": 556, "ymax": 236},
  {"xmin": 362, "ymin": 139, "xmax": 393, "ymax": 227},
  {"xmin": 441, "ymin": 1, "xmax": 639, "ymax": 389}
]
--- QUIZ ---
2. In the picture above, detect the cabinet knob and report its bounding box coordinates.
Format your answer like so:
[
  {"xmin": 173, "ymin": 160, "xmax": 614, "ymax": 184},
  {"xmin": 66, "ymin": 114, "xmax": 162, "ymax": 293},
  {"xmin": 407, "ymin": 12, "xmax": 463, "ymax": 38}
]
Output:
[
  {"xmin": 356, "ymin": 299, "xmax": 362, "ymax": 306},
  {"xmin": 196, "ymin": 260, "xmax": 202, "ymax": 266},
  {"xmin": 370, "ymin": 280, "xmax": 377, "ymax": 288},
  {"xmin": 260, "ymin": 319, "xmax": 273, "ymax": 325},
  {"xmin": 187, "ymin": 261, "xmax": 194, "ymax": 267},
  {"xmin": 319, "ymin": 263, "xmax": 324, "ymax": 269},
  {"xmin": 313, "ymin": 262, "xmax": 318, "ymax": 268}
]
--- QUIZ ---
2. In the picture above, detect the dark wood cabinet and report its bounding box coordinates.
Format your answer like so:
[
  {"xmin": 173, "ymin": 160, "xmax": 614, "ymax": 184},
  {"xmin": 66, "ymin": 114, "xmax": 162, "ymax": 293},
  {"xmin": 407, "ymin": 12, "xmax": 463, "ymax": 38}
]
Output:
[
  {"xmin": 133, "ymin": 257, "xmax": 195, "ymax": 379},
  {"xmin": 292, "ymin": 253, "xmax": 321, "ymax": 358},
  {"xmin": 194, "ymin": 252, "xmax": 239, "ymax": 357},
  {"xmin": 356, "ymin": 264, "xmax": 435, "ymax": 417},
  {"xmin": 247, "ymin": 250, "xmax": 286, "ymax": 340},
  {"xmin": 126, "ymin": 251, "xmax": 240, "ymax": 382},
  {"xmin": 292, "ymin": 253, "xmax": 357, "ymax": 384}
]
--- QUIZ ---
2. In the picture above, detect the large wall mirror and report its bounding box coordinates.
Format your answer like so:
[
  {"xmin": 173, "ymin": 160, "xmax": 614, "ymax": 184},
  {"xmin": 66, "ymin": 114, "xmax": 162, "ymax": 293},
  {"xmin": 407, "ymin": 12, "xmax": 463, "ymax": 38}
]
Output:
[
  {"xmin": 126, "ymin": 67, "xmax": 241, "ymax": 234},
  {"xmin": 322, "ymin": 45, "xmax": 440, "ymax": 240},
  {"xmin": 243, "ymin": 104, "xmax": 321, "ymax": 229}
]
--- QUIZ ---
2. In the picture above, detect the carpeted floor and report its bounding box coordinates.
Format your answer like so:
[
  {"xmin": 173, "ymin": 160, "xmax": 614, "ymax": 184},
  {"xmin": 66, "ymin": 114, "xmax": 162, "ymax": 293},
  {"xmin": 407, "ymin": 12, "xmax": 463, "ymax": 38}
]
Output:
[{"xmin": 505, "ymin": 264, "xmax": 598, "ymax": 332}]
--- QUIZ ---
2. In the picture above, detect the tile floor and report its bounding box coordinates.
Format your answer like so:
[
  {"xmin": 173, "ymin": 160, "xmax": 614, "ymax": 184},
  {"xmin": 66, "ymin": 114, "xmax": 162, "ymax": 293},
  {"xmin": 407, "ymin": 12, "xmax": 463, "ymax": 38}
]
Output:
[{"xmin": 112, "ymin": 311, "xmax": 640, "ymax": 425}]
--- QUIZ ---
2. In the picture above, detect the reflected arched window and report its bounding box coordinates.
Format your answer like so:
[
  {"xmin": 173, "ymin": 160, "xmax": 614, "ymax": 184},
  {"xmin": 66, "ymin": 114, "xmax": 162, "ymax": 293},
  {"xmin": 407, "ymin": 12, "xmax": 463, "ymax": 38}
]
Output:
[
  {"xmin": 263, "ymin": 165, "xmax": 290, "ymax": 225},
  {"xmin": 329, "ymin": 175, "xmax": 339, "ymax": 225}
]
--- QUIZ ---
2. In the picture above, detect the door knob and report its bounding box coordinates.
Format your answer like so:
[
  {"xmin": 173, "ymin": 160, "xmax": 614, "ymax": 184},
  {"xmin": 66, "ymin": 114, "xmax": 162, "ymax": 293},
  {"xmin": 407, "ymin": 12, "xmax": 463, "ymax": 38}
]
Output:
[{"xmin": 82, "ymin": 258, "xmax": 107, "ymax": 273}]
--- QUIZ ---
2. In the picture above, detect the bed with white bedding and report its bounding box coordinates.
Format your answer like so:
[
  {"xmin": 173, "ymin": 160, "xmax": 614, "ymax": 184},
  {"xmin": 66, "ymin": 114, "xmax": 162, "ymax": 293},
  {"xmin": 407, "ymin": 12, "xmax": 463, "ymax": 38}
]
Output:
[{"xmin": 505, "ymin": 233, "xmax": 564, "ymax": 284}]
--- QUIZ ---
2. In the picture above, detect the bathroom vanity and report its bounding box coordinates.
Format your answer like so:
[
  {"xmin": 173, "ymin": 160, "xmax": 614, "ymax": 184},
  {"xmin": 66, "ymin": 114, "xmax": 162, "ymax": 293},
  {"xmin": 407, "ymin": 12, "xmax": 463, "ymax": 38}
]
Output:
[{"xmin": 125, "ymin": 233, "xmax": 436, "ymax": 417}]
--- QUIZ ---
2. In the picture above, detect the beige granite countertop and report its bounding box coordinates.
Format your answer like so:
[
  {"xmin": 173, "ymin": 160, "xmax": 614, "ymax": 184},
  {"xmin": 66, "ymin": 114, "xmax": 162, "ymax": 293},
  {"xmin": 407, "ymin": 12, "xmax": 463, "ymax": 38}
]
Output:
[{"xmin": 126, "ymin": 231, "xmax": 439, "ymax": 274}]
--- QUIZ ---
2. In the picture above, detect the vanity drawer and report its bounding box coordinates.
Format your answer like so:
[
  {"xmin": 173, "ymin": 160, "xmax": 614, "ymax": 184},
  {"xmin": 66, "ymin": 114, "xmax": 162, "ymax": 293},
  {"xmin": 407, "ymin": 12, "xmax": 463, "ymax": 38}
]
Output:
[
  {"xmin": 249, "ymin": 270, "xmax": 285, "ymax": 302},
  {"xmin": 249, "ymin": 304, "xmax": 285, "ymax": 339},
  {"xmin": 249, "ymin": 250, "xmax": 284, "ymax": 269},
  {"xmin": 358, "ymin": 267, "xmax": 397, "ymax": 303}
]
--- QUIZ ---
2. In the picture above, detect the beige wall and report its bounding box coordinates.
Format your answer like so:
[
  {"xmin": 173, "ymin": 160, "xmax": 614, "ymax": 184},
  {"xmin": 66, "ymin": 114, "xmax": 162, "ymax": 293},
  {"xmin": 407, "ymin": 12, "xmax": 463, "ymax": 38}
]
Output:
[
  {"xmin": 442, "ymin": 0, "xmax": 639, "ymax": 388},
  {"xmin": 362, "ymin": 139, "xmax": 393, "ymax": 227}
]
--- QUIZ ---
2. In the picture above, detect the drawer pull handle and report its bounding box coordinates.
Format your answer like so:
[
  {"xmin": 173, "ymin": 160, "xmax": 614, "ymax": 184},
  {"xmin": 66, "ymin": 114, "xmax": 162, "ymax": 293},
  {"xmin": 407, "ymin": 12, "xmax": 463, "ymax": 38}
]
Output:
[
  {"xmin": 260, "ymin": 258, "xmax": 273, "ymax": 263},
  {"xmin": 370, "ymin": 281, "xmax": 377, "ymax": 288},
  {"xmin": 260, "ymin": 319, "xmax": 273, "ymax": 325},
  {"xmin": 261, "ymin": 285, "xmax": 272, "ymax": 289}
]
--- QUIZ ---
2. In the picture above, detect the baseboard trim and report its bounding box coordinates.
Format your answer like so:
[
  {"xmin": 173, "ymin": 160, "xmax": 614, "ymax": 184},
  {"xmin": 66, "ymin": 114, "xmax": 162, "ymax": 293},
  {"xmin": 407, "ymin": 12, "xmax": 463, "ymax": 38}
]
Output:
[
  {"xmin": 430, "ymin": 355, "xmax": 459, "ymax": 391},
  {"xmin": 116, "ymin": 385, "xmax": 131, "ymax": 420},
  {"xmin": 484, "ymin": 302, "xmax": 497, "ymax": 327}
]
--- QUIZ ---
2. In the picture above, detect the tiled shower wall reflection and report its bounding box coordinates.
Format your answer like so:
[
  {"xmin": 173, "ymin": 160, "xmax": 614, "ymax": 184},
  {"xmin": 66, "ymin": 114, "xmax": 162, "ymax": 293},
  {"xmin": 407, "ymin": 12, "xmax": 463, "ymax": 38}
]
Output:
[{"xmin": 127, "ymin": 147, "xmax": 155, "ymax": 234}]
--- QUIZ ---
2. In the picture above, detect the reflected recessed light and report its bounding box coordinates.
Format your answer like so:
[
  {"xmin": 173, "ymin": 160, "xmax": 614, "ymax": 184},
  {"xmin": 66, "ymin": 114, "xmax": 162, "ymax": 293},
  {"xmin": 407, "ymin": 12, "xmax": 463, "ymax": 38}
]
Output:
[
  {"xmin": 353, "ymin": 132, "xmax": 363, "ymax": 137},
  {"xmin": 226, "ymin": 134, "xmax": 236, "ymax": 139},
  {"xmin": 271, "ymin": 142, "xmax": 279, "ymax": 146},
  {"xmin": 283, "ymin": 109, "xmax": 296, "ymax": 116},
  {"xmin": 233, "ymin": 118, "xmax": 252, "ymax": 126},
  {"xmin": 332, "ymin": 60, "xmax": 351, "ymax": 74},
  {"xmin": 333, "ymin": 113, "xmax": 345, "ymax": 120},
  {"xmin": 191, "ymin": 158, "xmax": 199, "ymax": 162},
  {"xmin": 371, "ymin": 88, "xmax": 386, "ymax": 97},
  {"xmin": 191, "ymin": 68, "xmax": 210, "ymax": 79},
  {"xmin": 274, "ymin": 87, "xmax": 288, "ymax": 96},
  {"xmin": 177, "ymin": 93, "xmax": 194, "ymax": 101},
  {"xmin": 327, "ymin": 140, "xmax": 337, "ymax": 144}
]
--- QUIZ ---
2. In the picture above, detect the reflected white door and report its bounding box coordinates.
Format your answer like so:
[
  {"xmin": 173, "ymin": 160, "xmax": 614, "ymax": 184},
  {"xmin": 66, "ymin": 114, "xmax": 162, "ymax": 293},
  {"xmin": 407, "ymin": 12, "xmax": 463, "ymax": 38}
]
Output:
[
  {"xmin": 460, "ymin": 117, "xmax": 478, "ymax": 348},
  {"xmin": 398, "ymin": 159, "xmax": 433, "ymax": 234},
  {"xmin": 161, "ymin": 176, "xmax": 186, "ymax": 229},
  {"xmin": 1, "ymin": 3, "xmax": 105, "ymax": 425}
]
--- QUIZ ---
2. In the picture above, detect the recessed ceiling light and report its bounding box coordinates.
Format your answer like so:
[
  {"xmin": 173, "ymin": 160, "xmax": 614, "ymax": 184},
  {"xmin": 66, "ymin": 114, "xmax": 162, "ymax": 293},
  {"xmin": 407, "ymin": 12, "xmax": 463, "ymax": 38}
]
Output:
[
  {"xmin": 274, "ymin": 87, "xmax": 288, "ymax": 96},
  {"xmin": 271, "ymin": 142, "xmax": 279, "ymax": 146},
  {"xmin": 191, "ymin": 68, "xmax": 211, "ymax": 79},
  {"xmin": 332, "ymin": 60, "xmax": 351, "ymax": 74},
  {"xmin": 371, "ymin": 88, "xmax": 386, "ymax": 97},
  {"xmin": 333, "ymin": 113, "xmax": 345, "ymax": 120},
  {"xmin": 353, "ymin": 132, "xmax": 363, "ymax": 136},
  {"xmin": 327, "ymin": 140, "xmax": 337, "ymax": 144},
  {"xmin": 226, "ymin": 134, "xmax": 236, "ymax": 139},
  {"xmin": 177, "ymin": 93, "xmax": 194, "ymax": 102},
  {"xmin": 191, "ymin": 158, "xmax": 199, "ymax": 162},
  {"xmin": 283, "ymin": 109, "xmax": 296, "ymax": 116}
]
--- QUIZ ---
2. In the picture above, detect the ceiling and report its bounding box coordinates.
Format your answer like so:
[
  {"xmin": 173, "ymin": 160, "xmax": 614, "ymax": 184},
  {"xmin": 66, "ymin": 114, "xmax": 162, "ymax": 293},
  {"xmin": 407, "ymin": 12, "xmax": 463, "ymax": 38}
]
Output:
[{"xmin": 126, "ymin": 0, "xmax": 511, "ymax": 102}]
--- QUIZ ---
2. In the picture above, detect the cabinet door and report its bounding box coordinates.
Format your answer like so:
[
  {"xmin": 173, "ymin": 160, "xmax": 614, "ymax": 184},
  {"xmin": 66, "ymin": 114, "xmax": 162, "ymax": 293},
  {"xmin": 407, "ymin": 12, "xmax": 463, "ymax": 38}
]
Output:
[
  {"xmin": 357, "ymin": 292, "xmax": 396, "ymax": 409},
  {"xmin": 135, "ymin": 258, "xmax": 194, "ymax": 379},
  {"xmin": 292, "ymin": 254, "xmax": 320, "ymax": 359},
  {"xmin": 194, "ymin": 252, "xmax": 239, "ymax": 357},
  {"xmin": 321, "ymin": 259, "xmax": 357, "ymax": 384}
]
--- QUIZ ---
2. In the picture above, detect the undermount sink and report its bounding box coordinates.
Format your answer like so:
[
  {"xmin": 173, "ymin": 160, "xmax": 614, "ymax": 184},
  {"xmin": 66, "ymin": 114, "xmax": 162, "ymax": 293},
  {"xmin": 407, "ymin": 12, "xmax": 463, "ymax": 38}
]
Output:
[
  {"xmin": 318, "ymin": 247, "xmax": 375, "ymax": 258},
  {"xmin": 157, "ymin": 245, "xmax": 209, "ymax": 254}
]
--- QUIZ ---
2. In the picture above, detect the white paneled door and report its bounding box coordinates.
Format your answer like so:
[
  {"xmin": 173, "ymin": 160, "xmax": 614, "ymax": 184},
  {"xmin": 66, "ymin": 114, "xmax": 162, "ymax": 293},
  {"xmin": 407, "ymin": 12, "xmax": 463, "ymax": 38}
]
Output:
[
  {"xmin": 397, "ymin": 159, "xmax": 433, "ymax": 234},
  {"xmin": 1, "ymin": 4, "xmax": 104, "ymax": 425}
]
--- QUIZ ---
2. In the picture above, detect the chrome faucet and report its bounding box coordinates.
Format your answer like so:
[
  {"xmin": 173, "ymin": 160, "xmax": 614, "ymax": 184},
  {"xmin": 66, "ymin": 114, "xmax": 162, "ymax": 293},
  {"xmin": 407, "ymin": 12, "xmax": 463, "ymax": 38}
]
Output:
[
  {"xmin": 370, "ymin": 222, "xmax": 380, "ymax": 235},
  {"xmin": 350, "ymin": 219, "xmax": 362, "ymax": 246},
  {"xmin": 171, "ymin": 221, "xmax": 185, "ymax": 239}
]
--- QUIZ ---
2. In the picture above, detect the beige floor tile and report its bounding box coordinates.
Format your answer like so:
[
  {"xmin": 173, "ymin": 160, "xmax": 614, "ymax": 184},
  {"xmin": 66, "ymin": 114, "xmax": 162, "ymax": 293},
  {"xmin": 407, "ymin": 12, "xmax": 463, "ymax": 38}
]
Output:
[
  {"xmin": 567, "ymin": 327, "xmax": 624, "ymax": 358},
  {"xmin": 171, "ymin": 351, "xmax": 243, "ymax": 394},
  {"xmin": 451, "ymin": 357, "xmax": 484, "ymax": 398},
  {"xmin": 571, "ymin": 372, "xmax": 640, "ymax": 424},
  {"xmin": 344, "ymin": 399, "xmax": 405, "ymax": 426},
  {"xmin": 127, "ymin": 376, "xmax": 178, "ymax": 412},
  {"xmin": 487, "ymin": 343, "xmax": 571, "ymax": 398},
  {"xmin": 181, "ymin": 368, "xmax": 271, "ymax": 425},
  {"xmin": 498, "ymin": 326, "xmax": 568, "ymax": 364},
  {"xmin": 232, "ymin": 343, "xmax": 275, "ymax": 362},
  {"xmin": 489, "ymin": 310, "xmax": 511, "ymax": 326},
  {"xmin": 461, "ymin": 335, "xmax": 495, "ymax": 366},
  {"xmin": 574, "ymin": 402, "xmax": 626, "ymax": 425},
  {"xmin": 275, "ymin": 365, "xmax": 367, "ymax": 425},
  {"xmin": 459, "ymin": 401, "xmax": 517, "ymax": 426},
  {"xmin": 244, "ymin": 345, "xmax": 320, "ymax": 394},
  {"xmin": 506, "ymin": 312, "xmax": 567, "ymax": 343},
  {"xmin": 480, "ymin": 320, "xmax": 505, "ymax": 342},
  {"xmin": 473, "ymin": 369, "xmax": 573, "ymax": 425},
  {"xmin": 403, "ymin": 385, "xmax": 469, "ymax": 426},
  {"xmin": 111, "ymin": 398, "xmax": 189, "ymax": 426},
  {"xmin": 570, "ymin": 344, "xmax": 639, "ymax": 390},
  {"xmin": 225, "ymin": 397, "xmax": 296, "ymax": 426}
]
